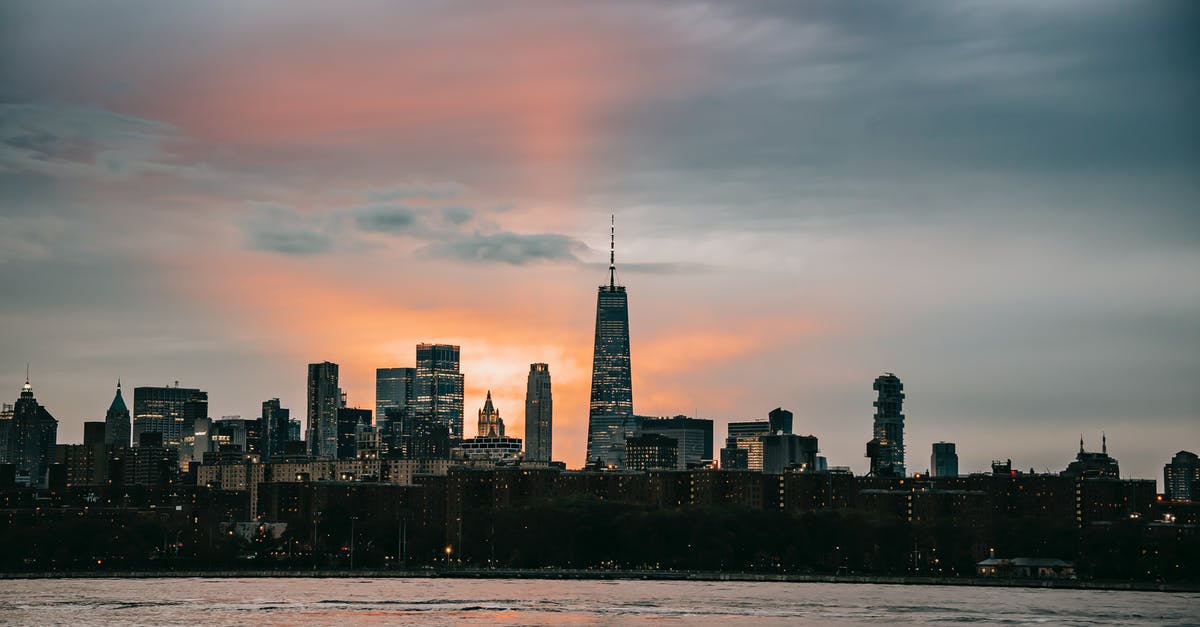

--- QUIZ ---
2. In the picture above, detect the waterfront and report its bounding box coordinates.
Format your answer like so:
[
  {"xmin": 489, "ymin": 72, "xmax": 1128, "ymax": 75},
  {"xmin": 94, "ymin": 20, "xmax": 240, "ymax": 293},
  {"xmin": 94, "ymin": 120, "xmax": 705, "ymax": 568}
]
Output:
[{"xmin": 0, "ymin": 578, "xmax": 1197, "ymax": 625}]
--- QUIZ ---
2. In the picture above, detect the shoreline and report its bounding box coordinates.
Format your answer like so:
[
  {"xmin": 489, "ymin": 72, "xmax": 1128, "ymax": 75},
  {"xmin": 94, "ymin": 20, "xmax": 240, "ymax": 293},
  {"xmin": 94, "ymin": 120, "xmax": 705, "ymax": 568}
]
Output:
[{"xmin": 2, "ymin": 569, "xmax": 1196, "ymax": 593}]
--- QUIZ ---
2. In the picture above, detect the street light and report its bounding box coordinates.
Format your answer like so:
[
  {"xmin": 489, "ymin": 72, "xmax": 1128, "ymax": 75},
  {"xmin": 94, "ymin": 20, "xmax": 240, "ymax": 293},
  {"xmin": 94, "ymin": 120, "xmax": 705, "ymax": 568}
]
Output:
[{"xmin": 445, "ymin": 545, "xmax": 453, "ymax": 567}]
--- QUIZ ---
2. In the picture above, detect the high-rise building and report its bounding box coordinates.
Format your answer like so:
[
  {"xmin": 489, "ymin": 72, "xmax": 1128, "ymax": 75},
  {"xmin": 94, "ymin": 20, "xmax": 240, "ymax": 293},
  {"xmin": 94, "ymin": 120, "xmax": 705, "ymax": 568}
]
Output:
[
  {"xmin": 306, "ymin": 361, "xmax": 340, "ymax": 459},
  {"xmin": 476, "ymin": 391, "xmax": 504, "ymax": 438},
  {"xmin": 1062, "ymin": 435, "xmax": 1120, "ymax": 479},
  {"xmin": 0, "ymin": 403, "xmax": 12, "ymax": 465},
  {"xmin": 388, "ymin": 407, "xmax": 450, "ymax": 460},
  {"xmin": 414, "ymin": 344, "xmax": 465, "ymax": 439},
  {"xmin": 625, "ymin": 434, "xmax": 678, "ymax": 471},
  {"xmin": 524, "ymin": 363, "xmax": 553, "ymax": 462},
  {"xmin": 336, "ymin": 408, "xmax": 373, "ymax": 460},
  {"xmin": 931, "ymin": 442, "xmax": 959, "ymax": 477},
  {"xmin": 1164, "ymin": 451, "xmax": 1199, "ymax": 502},
  {"xmin": 104, "ymin": 381, "xmax": 130, "ymax": 448},
  {"xmin": 762, "ymin": 433, "xmax": 819, "ymax": 474},
  {"xmin": 640, "ymin": 415, "xmax": 713, "ymax": 469},
  {"xmin": 720, "ymin": 419, "xmax": 772, "ymax": 470},
  {"xmin": 261, "ymin": 398, "xmax": 290, "ymax": 461},
  {"xmin": 768, "ymin": 408, "xmax": 794, "ymax": 434},
  {"xmin": 10, "ymin": 378, "xmax": 58, "ymax": 486},
  {"xmin": 866, "ymin": 373, "xmax": 905, "ymax": 477},
  {"xmin": 586, "ymin": 217, "xmax": 636, "ymax": 468},
  {"xmin": 376, "ymin": 367, "xmax": 416, "ymax": 426},
  {"xmin": 132, "ymin": 384, "xmax": 207, "ymax": 462},
  {"xmin": 287, "ymin": 418, "xmax": 302, "ymax": 443}
]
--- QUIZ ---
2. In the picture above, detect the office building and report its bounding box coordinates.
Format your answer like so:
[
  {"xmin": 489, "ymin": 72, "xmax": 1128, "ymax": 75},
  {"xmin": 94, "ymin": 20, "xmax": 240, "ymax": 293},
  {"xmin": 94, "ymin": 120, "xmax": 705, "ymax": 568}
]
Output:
[
  {"xmin": 768, "ymin": 407, "xmax": 793, "ymax": 434},
  {"xmin": 287, "ymin": 418, "xmax": 301, "ymax": 443},
  {"xmin": 376, "ymin": 367, "xmax": 415, "ymax": 426},
  {"xmin": 261, "ymin": 398, "xmax": 290, "ymax": 461},
  {"xmin": 762, "ymin": 433, "xmax": 819, "ymax": 473},
  {"xmin": 640, "ymin": 415, "xmax": 713, "ymax": 469},
  {"xmin": 132, "ymin": 384, "xmax": 207, "ymax": 458},
  {"xmin": 414, "ymin": 344, "xmax": 465, "ymax": 439},
  {"xmin": 1164, "ymin": 451, "xmax": 1199, "ymax": 502},
  {"xmin": 625, "ymin": 434, "xmax": 678, "ymax": 471},
  {"xmin": 524, "ymin": 363, "xmax": 553, "ymax": 462},
  {"xmin": 719, "ymin": 419, "xmax": 772, "ymax": 471},
  {"xmin": 10, "ymin": 377, "xmax": 58, "ymax": 486},
  {"xmin": 866, "ymin": 373, "xmax": 905, "ymax": 477},
  {"xmin": 337, "ymin": 408, "xmax": 373, "ymax": 460},
  {"xmin": 307, "ymin": 361, "xmax": 340, "ymax": 459},
  {"xmin": 104, "ymin": 381, "xmax": 130, "ymax": 448},
  {"xmin": 586, "ymin": 217, "xmax": 637, "ymax": 468},
  {"xmin": 388, "ymin": 407, "xmax": 451, "ymax": 460},
  {"xmin": 1062, "ymin": 435, "xmax": 1120, "ymax": 479},
  {"xmin": 932, "ymin": 442, "xmax": 959, "ymax": 477},
  {"xmin": 476, "ymin": 391, "xmax": 504, "ymax": 437}
]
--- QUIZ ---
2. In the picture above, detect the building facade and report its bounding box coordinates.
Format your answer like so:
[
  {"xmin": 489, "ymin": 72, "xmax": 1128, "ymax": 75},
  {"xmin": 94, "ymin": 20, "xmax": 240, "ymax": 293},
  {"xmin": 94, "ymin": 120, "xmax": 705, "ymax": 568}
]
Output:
[
  {"xmin": 625, "ymin": 434, "xmax": 679, "ymax": 471},
  {"xmin": 586, "ymin": 218, "xmax": 636, "ymax": 468},
  {"xmin": 376, "ymin": 367, "xmax": 415, "ymax": 427},
  {"xmin": 336, "ymin": 408, "xmax": 373, "ymax": 460},
  {"xmin": 414, "ymin": 344, "xmax": 465, "ymax": 439},
  {"xmin": 524, "ymin": 363, "xmax": 552, "ymax": 462},
  {"xmin": 1164, "ymin": 450, "xmax": 1199, "ymax": 502},
  {"xmin": 640, "ymin": 415, "xmax": 713, "ymax": 469},
  {"xmin": 306, "ymin": 361, "xmax": 340, "ymax": 459},
  {"xmin": 866, "ymin": 373, "xmax": 905, "ymax": 477},
  {"xmin": 476, "ymin": 391, "xmax": 504, "ymax": 438},
  {"xmin": 9, "ymin": 378, "xmax": 58, "ymax": 486},
  {"xmin": 132, "ymin": 384, "xmax": 207, "ymax": 459},
  {"xmin": 104, "ymin": 381, "xmax": 130, "ymax": 448},
  {"xmin": 261, "ymin": 398, "xmax": 290, "ymax": 461},
  {"xmin": 932, "ymin": 442, "xmax": 959, "ymax": 477}
]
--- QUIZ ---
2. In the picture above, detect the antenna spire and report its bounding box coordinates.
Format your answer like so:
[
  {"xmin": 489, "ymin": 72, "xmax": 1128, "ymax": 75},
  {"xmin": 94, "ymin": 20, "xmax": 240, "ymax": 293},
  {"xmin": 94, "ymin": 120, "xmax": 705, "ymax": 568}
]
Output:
[
  {"xmin": 1102, "ymin": 432, "xmax": 1107, "ymax": 454},
  {"xmin": 609, "ymin": 214, "xmax": 616, "ymax": 288}
]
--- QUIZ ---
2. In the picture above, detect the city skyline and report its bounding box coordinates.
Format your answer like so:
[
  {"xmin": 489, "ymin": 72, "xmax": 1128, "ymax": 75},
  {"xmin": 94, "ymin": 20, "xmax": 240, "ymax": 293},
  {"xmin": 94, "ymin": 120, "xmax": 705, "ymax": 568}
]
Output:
[{"xmin": 1, "ymin": 2, "xmax": 1196, "ymax": 481}]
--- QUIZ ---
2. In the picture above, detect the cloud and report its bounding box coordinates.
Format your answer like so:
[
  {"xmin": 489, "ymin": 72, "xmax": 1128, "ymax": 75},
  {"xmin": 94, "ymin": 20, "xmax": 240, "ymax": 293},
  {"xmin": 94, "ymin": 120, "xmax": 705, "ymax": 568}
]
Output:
[
  {"xmin": 366, "ymin": 182, "xmax": 466, "ymax": 202},
  {"xmin": 440, "ymin": 206, "xmax": 475, "ymax": 226},
  {"xmin": 353, "ymin": 204, "xmax": 420, "ymax": 234},
  {"xmin": 241, "ymin": 203, "xmax": 335, "ymax": 256},
  {"xmin": 422, "ymin": 231, "xmax": 589, "ymax": 265}
]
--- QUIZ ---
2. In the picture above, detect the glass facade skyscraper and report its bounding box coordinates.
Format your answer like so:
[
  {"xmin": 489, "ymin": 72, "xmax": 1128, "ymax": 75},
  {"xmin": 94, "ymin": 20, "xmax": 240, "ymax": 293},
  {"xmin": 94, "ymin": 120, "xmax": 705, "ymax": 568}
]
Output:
[
  {"xmin": 306, "ymin": 361, "xmax": 340, "ymax": 459},
  {"xmin": 132, "ymin": 384, "xmax": 207, "ymax": 460},
  {"xmin": 586, "ymin": 218, "xmax": 636, "ymax": 468},
  {"xmin": 415, "ymin": 344, "xmax": 464, "ymax": 439},
  {"xmin": 524, "ymin": 363, "xmax": 553, "ymax": 462},
  {"xmin": 376, "ymin": 367, "xmax": 415, "ymax": 426}
]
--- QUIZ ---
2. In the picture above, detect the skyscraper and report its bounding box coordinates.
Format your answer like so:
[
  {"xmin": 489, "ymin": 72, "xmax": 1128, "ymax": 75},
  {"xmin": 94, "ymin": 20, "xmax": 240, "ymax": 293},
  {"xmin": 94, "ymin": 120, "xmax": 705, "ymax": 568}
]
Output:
[
  {"xmin": 133, "ymin": 384, "xmax": 207, "ymax": 458},
  {"xmin": 524, "ymin": 363, "xmax": 553, "ymax": 462},
  {"xmin": 376, "ymin": 367, "xmax": 416, "ymax": 425},
  {"xmin": 931, "ymin": 441, "xmax": 958, "ymax": 477},
  {"xmin": 586, "ymin": 217, "xmax": 636, "ymax": 468},
  {"xmin": 641, "ymin": 415, "xmax": 713, "ymax": 469},
  {"xmin": 336, "ymin": 407, "xmax": 372, "ymax": 460},
  {"xmin": 261, "ymin": 398, "xmax": 290, "ymax": 461},
  {"xmin": 104, "ymin": 380, "xmax": 130, "ymax": 448},
  {"xmin": 414, "ymin": 344, "xmax": 464, "ymax": 439},
  {"xmin": 866, "ymin": 373, "xmax": 905, "ymax": 477},
  {"xmin": 1164, "ymin": 450, "xmax": 1199, "ymax": 502},
  {"xmin": 10, "ymin": 377, "xmax": 57, "ymax": 486},
  {"xmin": 307, "ymin": 361, "xmax": 340, "ymax": 459},
  {"xmin": 476, "ymin": 391, "xmax": 504, "ymax": 437}
]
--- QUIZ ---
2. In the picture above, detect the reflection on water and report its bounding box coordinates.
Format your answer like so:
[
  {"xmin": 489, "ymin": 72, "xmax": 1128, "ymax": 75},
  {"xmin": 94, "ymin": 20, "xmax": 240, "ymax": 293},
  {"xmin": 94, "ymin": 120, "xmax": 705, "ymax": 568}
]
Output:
[{"xmin": 0, "ymin": 578, "xmax": 1197, "ymax": 626}]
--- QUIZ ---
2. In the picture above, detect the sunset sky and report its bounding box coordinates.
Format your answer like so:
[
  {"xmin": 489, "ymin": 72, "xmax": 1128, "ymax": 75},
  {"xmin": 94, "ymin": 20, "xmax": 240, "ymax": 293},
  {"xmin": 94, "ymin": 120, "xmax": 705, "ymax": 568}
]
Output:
[{"xmin": 1, "ymin": 1, "xmax": 1197, "ymax": 480}]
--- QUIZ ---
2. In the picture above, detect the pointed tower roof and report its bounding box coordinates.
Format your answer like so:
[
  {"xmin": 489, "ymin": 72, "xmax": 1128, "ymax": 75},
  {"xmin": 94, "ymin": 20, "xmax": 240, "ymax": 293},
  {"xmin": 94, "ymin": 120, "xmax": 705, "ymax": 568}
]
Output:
[
  {"xmin": 108, "ymin": 380, "xmax": 128, "ymax": 414},
  {"xmin": 482, "ymin": 390, "xmax": 494, "ymax": 414}
]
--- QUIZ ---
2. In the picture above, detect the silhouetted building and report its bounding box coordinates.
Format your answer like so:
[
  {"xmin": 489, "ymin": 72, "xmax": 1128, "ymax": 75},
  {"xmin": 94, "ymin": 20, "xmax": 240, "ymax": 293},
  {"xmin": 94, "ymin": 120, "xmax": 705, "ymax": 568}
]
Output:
[
  {"xmin": 1062, "ymin": 435, "xmax": 1119, "ymax": 479},
  {"xmin": 336, "ymin": 408, "xmax": 372, "ymax": 460},
  {"xmin": 586, "ymin": 217, "xmax": 636, "ymax": 468},
  {"xmin": 376, "ymin": 367, "xmax": 415, "ymax": 427},
  {"xmin": 388, "ymin": 407, "xmax": 451, "ymax": 460},
  {"xmin": 866, "ymin": 373, "xmax": 905, "ymax": 477},
  {"xmin": 104, "ymin": 380, "xmax": 130, "ymax": 448},
  {"xmin": 0, "ymin": 403, "xmax": 12, "ymax": 465},
  {"xmin": 1164, "ymin": 450, "xmax": 1199, "ymax": 502},
  {"xmin": 476, "ymin": 391, "xmax": 504, "ymax": 437},
  {"xmin": 9, "ymin": 377, "xmax": 58, "ymax": 487},
  {"xmin": 932, "ymin": 442, "xmax": 959, "ymax": 477},
  {"xmin": 641, "ymin": 415, "xmax": 713, "ymax": 469},
  {"xmin": 83, "ymin": 421, "xmax": 106, "ymax": 447},
  {"xmin": 307, "ymin": 361, "xmax": 340, "ymax": 459},
  {"xmin": 261, "ymin": 398, "xmax": 290, "ymax": 461},
  {"xmin": 720, "ymin": 419, "xmax": 771, "ymax": 471},
  {"xmin": 768, "ymin": 407, "xmax": 793, "ymax": 434},
  {"xmin": 132, "ymin": 383, "xmax": 206, "ymax": 459},
  {"xmin": 127, "ymin": 432, "xmax": 177, "ymax": 487},
  {"xmin": 524, "ymin": 363, "xmax": 553, "ymax": 462},
  {"xmin": 626, "ymin": 434, "xmax": 678, "ymax": 471},
  {"xmin": 287, "ymin": 418, "xmax": 301, "ymax": 442},
  {"xmin": 762, "ymin": 433, "xmax": 819, "ymax": 473},
  {"xmin": 455, "ymin": 436, "xmax": 523, "ymax": 461},
  {"xmin": 414, "ymin": 344, "xmax": 465, "ymax": 439}
]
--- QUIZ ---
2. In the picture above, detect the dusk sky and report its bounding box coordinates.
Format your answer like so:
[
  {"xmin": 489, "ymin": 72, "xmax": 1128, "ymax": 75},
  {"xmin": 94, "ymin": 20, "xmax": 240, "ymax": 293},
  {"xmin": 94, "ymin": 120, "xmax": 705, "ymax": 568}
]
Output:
[{"xmin": 1, "ymin": 1, "xmax": 1197, "ymax": 481}]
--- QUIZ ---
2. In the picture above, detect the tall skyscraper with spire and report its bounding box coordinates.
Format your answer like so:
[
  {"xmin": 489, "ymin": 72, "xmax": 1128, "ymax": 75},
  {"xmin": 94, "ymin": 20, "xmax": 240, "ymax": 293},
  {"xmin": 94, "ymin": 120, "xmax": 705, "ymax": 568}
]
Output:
[
  {"xmin": 524, "ymin": 363, "xmax": 553, "ymax": 462},
  {"xmin": 10, "ymin": 376, "xmax": 58, "ymax": 486},
  {"xmin": 104, "ymin": 380, "xmax": 130, "ymax": 448},
  {"xmin": 586, "ymin": 216, "xmax": 637, "ymax": 468}
]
